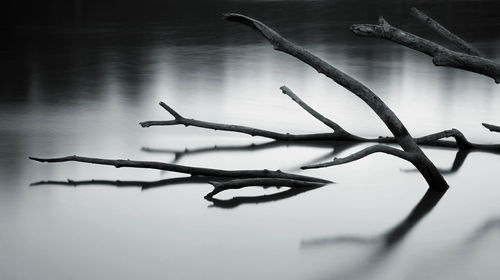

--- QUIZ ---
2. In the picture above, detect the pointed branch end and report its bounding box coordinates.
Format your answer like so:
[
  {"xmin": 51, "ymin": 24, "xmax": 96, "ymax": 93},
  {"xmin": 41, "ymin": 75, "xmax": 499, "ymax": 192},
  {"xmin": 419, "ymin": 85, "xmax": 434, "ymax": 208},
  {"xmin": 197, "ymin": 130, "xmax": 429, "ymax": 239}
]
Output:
[
  {"xmin": 482, "ymin": 123, "xmax": 500, "ymax": 133},
  {"xmin": 159, "ymin": 101, "xmax": 183, "ymax": 120},
  {"xmin": 29, "ymin": 157, "xmax": 45, "ymax": 162}
]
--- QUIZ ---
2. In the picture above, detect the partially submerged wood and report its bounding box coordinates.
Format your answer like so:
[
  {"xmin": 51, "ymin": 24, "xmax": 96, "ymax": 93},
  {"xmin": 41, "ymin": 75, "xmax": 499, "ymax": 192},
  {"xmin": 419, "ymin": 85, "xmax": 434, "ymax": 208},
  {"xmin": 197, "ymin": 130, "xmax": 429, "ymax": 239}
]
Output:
[
  {"xmin": 31, "ymin": 12, "xmax": 500, "ymax": 197},
  {"xmin": 409, "ymin": 7, "xmax": 480, "ymax": 56},
  {"xmin": 29, "ymin": 155, "xmax": 330, "ymax": 183},
  {"xmin": 351, "ymin": 10, "xmax": 500, "ymax": 83},
  {"xmin": 29, "ymin": 155, "xmax": 331, "ymax": 198}
]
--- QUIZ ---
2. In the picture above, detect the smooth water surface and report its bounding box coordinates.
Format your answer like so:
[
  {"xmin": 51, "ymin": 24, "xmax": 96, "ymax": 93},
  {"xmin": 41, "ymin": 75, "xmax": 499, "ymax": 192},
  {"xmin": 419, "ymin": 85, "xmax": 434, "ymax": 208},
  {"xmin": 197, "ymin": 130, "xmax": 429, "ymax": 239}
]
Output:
[{"xmin": 1, "ymin": 1, "xmax": 500, "ymax": 279}]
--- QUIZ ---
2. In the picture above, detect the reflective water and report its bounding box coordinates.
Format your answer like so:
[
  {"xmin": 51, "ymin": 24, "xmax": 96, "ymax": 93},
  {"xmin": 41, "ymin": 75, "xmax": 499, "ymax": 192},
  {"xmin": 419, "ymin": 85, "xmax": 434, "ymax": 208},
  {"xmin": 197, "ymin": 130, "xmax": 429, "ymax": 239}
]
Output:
[{"xmin": 1, "ymin": 1, "xmax": 500, "ymax": 279}]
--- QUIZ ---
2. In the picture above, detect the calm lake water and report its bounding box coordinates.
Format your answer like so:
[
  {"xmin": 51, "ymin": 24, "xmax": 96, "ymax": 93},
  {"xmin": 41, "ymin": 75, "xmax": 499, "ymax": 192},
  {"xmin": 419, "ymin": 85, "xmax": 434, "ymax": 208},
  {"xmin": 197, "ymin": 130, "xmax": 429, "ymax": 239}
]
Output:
[{"xmin": 1, "ymin": 1, "xmax": 500, "ymax": 279}]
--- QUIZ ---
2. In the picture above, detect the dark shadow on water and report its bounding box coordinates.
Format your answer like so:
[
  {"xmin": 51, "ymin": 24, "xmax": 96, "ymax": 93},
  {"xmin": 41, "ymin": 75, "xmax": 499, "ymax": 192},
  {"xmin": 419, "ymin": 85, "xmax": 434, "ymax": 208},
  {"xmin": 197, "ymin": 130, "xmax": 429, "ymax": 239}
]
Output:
[
  {"xmin": 302, "ymin": 188, "xmax": 445, "ymax": 279},
  {"xmin": 31, "ymin": 175, "xmax": 228, "ymax": 190},
  {"xmin": 205, "ymin": 186, "xmax": 322, "ymax": 209},
  {"xmin": 141, "ymin": 140, "xmax": 358, "ymax": 168},
  {"xmin": 31, "ymin": 177, "xmax": 324, "ymax": 209},
  {"xmin": 464, "ymin": 216, "xmax": 500, "ymax": 245},
  {"xmin": 401, "ymin": 149, "xmax": 500, "ymax": 175}
]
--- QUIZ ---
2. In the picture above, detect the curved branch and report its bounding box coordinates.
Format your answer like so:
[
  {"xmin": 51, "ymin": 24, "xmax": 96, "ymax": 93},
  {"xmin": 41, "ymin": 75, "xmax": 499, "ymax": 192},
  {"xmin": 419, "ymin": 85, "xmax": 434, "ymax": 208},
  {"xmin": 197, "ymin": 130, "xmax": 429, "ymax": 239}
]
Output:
[
  {"xmin": 224, "ymin": 13, "xmax": 448, "ymax": 191},
  {"xmin": 351, "ymin": 17, "xmax": 500, "ymax": 83},
  {"xmin": 409, "ymin": 7, "xmax": 480, "ymax": 56},
  {"xmin": 29, "ymin": 155, "xmax": 331, "ymax": 184},
  {"xmin": 205, "ymin": 178, "xmax": 329, "ymax": 198},
  {"xmin": 414, "ymin": 128, "xmax": 472, "ymax": 149},
  {"xmin": 302, "ymin": 144, "xmax": 415, "ymax": 169}
]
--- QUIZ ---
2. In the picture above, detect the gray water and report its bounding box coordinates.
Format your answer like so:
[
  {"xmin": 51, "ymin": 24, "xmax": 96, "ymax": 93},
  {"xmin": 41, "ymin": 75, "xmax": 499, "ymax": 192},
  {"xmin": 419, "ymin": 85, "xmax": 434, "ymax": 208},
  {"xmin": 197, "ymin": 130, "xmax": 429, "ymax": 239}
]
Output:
[{"xmin": 1, "ymin": 1, "xmax": 500, "ymax": 279}]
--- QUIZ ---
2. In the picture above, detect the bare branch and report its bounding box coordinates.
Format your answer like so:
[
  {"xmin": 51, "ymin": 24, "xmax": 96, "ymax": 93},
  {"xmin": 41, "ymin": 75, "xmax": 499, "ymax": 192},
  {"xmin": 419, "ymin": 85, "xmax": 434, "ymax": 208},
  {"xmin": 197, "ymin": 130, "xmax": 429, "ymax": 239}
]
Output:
[
  {"xmin": 414, "ymin": 128, "xmax": 472, "ymax": 149},
  {"xmin": 302, "ymin": 144, "xmax": 415, "ymax": 169},
  {"xmin": 410, "ymin": 7, "xmax": 481, "ymax": 56},
  {"xmin": 224, "ymin": 13, "xmax": 448, "ymax": 191},
  {"xmin": 351, "ymin": 18, "xmax": 500, "ymax": 83},
  {"xmin": 281, "ymin": 86, "xmax": 339, "ymax": 131},
  {"xmin": 29, "ymin": 155, "xmax": 331, "ymax": 184},
  {"xmin": 205, "ymin": 178, "xmax": 329, "ymax": 198},
  {"xmin": 140, "ymin": 101, "xmax": 350, "ymax": 141}
]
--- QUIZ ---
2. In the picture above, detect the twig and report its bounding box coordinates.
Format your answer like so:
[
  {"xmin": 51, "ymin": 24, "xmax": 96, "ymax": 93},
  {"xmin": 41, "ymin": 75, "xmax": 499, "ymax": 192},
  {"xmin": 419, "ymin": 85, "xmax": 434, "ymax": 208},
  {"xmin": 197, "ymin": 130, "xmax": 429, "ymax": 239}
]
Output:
[
  {"xmin": 140, "ymin": 102, "xmax": 346, "ymax": 141},
  {"xmin": 279, "ymin": 86, "xmax": 362, "ymax": 140}
]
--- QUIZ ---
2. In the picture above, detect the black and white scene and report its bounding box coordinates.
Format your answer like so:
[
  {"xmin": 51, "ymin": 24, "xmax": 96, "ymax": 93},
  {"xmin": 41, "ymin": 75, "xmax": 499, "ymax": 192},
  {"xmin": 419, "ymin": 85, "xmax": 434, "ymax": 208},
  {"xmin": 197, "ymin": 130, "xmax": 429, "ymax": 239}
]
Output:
[{"xmin": 1, "ymin": 0, "xmax": 500, "ymax": 279}]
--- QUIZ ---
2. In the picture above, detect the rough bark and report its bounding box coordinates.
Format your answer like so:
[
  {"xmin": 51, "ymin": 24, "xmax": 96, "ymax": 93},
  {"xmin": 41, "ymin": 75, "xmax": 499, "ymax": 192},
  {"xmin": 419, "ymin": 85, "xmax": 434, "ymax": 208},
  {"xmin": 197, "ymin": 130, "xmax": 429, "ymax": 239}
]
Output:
[
  {"xmin": 351, "ymin": 16, "xmax": 500, "ymax": 83},
  {"xmin": 224, "ymin": 13, "xmax": 448, "ymax": 191},
  {"xmin": 409, "ymin": 7, "xmax": 480, "ymax": 56}
]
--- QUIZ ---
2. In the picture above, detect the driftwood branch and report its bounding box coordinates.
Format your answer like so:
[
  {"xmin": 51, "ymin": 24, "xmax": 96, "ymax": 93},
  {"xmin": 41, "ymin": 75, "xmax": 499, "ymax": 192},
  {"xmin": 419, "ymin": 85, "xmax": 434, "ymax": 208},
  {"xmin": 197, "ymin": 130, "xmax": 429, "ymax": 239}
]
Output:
[
  {"xmin": 29, "ymin": 155, "xmax": 331, "ymax": 183},
  {"xmin": 351, "ymin": 16, "xmax": 500, "ymax": 83},
  {"xmin": 302, "ymin": 144, "xmax": 414, "ymax": 169},
  {"xmin": 140, "ymin": 101, "xmax": 346, "ymax": 141},
  {"xmin": 143, "ymin": 100, "xmax": 500, "ymax": 154},
  {"xmin": 409, "ymin": 7, "xmax": 480, "ymax": 56},
  {"xmin": 224, "ymin": 13, "xmax": 448, "ymax": 191}
]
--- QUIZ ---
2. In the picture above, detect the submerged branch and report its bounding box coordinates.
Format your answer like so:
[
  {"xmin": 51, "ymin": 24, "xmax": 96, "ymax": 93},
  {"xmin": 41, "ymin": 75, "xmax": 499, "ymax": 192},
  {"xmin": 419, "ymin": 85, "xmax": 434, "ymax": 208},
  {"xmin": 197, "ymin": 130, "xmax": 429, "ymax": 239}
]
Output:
[
  {"xmin": 351, "ymin": 17, "xmax": 500, "ymax": 83},
  {"xmin": 29, "ymin": 155, "xmax": 331, "ymax": 183},
  {"xmin": 226, "ymin": 12, "xmax": 449, "ymax": 191},
  {"xmin": 302, "ymin": 144, "xmax": 415, "ymax": 169},
  {"xmin": 409, "ymin": 7, "xmax": 480, "ymax": 56}
]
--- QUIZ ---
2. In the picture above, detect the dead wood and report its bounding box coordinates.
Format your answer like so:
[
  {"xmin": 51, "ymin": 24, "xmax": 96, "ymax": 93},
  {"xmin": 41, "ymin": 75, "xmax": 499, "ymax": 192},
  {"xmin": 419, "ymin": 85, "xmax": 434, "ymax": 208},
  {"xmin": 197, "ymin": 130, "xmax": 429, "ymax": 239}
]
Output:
[
  {"xmin": 351, "ymin": 10, "xmax": 500, "ymax": 83},
  {"xmin": 29, "ymin": 155, "xmax": 330, "ymax": 183},
  {"xmin": 409, "ymin": 7, "xmax": 480, "ymax": 56}
]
